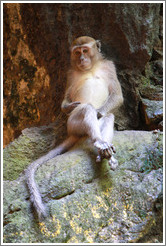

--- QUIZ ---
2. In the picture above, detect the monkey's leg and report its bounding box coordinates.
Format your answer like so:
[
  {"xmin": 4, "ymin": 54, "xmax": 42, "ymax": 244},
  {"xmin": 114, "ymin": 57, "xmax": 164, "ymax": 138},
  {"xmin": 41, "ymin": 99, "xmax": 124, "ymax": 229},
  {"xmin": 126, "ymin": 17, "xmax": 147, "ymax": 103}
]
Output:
[
  {"xmin": 96, "ymin": 113, "xmax": 115, "ymax": 161},
  {"xmin": 98, "ymin": 113, "xmax": 118, "ymax": 170},
  {"xmin": 67, "ymin": 104, "xmax": 112, "ymax": 151},
  {"xmin": 99, "ymin": 113, "xmax": 114, "ymax": 143}
]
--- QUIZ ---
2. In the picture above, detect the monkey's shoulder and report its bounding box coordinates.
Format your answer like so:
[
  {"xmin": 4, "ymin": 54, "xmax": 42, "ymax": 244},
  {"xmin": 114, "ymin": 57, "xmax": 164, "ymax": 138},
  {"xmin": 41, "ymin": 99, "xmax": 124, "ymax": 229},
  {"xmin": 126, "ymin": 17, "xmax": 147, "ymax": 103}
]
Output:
[
  {"xmin": 101, "ymin": 59, "xmax": 116, "ymax": 70},
  {"xmin": 94, "ymin": 59, "xmax": 116, "ymax": 69}
]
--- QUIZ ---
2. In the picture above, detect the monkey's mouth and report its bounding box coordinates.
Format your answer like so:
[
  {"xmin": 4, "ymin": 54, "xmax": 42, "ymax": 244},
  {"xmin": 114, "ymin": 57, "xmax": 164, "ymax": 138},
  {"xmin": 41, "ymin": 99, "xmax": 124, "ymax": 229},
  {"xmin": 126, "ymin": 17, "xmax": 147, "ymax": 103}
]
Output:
[{"xmin": 78, "ymin": 61, "xmax": 91, "ymax": 70}]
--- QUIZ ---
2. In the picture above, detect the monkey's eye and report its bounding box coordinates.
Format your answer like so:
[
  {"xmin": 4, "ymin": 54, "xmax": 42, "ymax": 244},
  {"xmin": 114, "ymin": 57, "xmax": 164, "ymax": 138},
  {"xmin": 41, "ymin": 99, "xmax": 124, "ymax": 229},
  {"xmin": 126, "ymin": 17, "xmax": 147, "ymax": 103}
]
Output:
[
  {"xmin": 83, "ymin": 49, "xmax": 88, "ymax": 53},
  {"xmin": 74, "ymin": 50, "xmax": 81, "ymax": 56}
]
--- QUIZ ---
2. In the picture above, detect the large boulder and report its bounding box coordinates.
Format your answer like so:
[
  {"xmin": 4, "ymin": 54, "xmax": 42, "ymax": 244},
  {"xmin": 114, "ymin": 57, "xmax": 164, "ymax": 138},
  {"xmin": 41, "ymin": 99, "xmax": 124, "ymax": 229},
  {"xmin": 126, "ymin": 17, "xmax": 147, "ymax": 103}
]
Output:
[{"xmin": 3, "ymin": 125, "xmax": 163, "ymax": 243}]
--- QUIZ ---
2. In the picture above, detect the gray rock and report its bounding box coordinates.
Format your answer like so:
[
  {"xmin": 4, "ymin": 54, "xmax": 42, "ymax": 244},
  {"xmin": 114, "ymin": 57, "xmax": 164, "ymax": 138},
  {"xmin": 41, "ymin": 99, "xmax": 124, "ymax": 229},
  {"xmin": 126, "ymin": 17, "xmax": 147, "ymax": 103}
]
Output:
[
  {"xmin": 3, "ymin": 126, "xmax": 163, "ymax": 243},
  {"xmin": 141, "ymin": 98, "xmax": 163, "ymax": 129}
]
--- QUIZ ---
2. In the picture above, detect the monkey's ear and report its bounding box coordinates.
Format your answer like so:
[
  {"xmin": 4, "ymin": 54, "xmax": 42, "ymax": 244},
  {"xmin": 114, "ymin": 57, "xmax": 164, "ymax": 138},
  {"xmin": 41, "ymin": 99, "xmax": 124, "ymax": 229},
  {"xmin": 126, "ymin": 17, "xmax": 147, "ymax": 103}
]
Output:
[{"xmin": 96, "ymin": 40, "xmax": 101, "ymax": 52}]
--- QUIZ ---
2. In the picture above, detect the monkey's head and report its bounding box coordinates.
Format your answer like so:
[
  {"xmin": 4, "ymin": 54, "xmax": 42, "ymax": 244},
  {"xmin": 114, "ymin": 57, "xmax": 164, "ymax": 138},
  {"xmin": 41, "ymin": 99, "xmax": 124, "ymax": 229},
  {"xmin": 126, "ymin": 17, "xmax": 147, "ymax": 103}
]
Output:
[{"xmin": 70, "ymin": 36, "xmax": 102, "ymax": 71}]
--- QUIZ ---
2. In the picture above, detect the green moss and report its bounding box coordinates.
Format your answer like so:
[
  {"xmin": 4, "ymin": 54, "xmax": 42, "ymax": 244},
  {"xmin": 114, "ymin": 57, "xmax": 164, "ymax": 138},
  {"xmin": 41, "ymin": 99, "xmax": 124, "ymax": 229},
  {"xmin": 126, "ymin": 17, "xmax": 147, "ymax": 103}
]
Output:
[
  {"xmin": 140, "ymin": 133, "xmax": 163, "ymax": 174},
  {"xmin": 144, "ymin": 63, "xmax": 154, "ymax": 80},
  {"xmin": 137, "ymin": 209, "xmax": 148, "ymax": 219},
  {"xmin": 3, "ymin": 127, "xmax": 56, "ymax": 180},
  {"xmin": 140, "ymin": 76, "xmax": 151, "ymax": 87},
  {"xmin": 141, "ymin": 146, "xmax": 163, "ymax": 174},
  {"xmin": 3, "ymin": 135, "xmax": 32, "ymax": 180}
]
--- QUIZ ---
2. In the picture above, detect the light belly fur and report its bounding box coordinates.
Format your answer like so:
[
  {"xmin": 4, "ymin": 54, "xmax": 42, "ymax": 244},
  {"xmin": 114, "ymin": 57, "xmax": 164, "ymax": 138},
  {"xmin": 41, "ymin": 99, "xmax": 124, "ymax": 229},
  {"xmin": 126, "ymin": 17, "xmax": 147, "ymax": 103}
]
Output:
[{"xmin": 71, "ymin": 78, "xmax": 109, "ymax": 109}]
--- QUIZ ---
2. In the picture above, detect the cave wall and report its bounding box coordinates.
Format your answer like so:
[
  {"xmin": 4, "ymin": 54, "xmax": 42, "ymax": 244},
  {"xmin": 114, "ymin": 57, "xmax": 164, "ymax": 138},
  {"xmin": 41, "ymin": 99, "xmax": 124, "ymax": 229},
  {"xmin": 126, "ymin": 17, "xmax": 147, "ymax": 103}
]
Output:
[{"xmin": 3, "ymin": 3, "xmax": 163, "ymax": 147}]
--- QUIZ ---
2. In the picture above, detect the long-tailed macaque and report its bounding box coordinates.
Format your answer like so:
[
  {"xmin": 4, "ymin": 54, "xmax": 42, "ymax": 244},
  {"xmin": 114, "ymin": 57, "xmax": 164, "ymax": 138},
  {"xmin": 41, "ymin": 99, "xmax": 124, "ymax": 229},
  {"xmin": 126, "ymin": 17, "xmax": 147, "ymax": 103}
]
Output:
[{"xmin": 26, "ymin": 36, "xmax": 124, "ymax": 220}]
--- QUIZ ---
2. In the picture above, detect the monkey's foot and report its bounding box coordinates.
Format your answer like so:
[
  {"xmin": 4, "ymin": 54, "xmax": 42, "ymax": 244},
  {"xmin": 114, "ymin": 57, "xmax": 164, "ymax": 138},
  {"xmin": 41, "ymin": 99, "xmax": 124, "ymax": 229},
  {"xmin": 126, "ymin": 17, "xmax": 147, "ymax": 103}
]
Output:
[
  {"xmin": 94, "ymin": 140, "xmax": 116, "ymax": 160},
  {"xmin": 108, "ymin": 156, "xmax": 118, "ymax": 170}
]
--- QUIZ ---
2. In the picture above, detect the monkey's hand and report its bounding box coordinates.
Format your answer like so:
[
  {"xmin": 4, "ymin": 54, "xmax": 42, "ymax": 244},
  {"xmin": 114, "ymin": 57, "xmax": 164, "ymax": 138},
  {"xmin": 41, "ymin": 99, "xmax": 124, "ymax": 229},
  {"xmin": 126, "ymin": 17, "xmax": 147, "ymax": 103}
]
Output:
[
  {"xmin": 94, "ymin": 140, "xmax": 116, "ymax": 161},
  {"xmin": 63, "ymin": 101, "xmax": 81, "ymax": 114}
]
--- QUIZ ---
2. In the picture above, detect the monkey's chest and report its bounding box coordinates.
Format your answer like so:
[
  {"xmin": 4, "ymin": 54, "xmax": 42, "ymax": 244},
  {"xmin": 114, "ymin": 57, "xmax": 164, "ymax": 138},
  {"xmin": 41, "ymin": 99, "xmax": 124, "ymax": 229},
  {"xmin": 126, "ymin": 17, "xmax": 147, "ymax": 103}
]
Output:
[{"xmin": 71, "ymin": 77, "xmax": 109, "ymax": 109}]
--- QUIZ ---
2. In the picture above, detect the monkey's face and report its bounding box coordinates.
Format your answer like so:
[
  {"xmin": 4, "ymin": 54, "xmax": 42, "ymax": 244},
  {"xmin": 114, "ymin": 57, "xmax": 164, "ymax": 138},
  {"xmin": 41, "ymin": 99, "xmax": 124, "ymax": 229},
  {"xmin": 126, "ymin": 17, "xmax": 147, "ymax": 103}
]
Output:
[{"xmin": 71, "ymin": 46, "xmax": 94, "ymax": 71}]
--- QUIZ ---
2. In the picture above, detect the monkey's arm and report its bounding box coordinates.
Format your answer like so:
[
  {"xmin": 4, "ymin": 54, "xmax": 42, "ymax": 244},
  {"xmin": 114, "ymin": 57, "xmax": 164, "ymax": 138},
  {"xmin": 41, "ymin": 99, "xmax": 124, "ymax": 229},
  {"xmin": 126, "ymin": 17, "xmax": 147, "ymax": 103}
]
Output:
[
  {"xmin": 97, "ymin": 79, "xmax": 123, "ymax": 116},
  {"xmin": 61, "ymin": 90, "xmax": 81, "ymax": 114},
  {"xmin": 97, "ymin": 60, "xmax": 124, "ymax": 116}
]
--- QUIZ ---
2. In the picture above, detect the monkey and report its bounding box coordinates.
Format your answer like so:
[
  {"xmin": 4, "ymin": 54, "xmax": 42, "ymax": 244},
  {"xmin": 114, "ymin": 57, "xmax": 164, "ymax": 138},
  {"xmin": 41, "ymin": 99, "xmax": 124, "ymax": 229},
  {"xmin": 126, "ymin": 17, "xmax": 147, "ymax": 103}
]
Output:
[{"xmin": 26, "ymin": 36, "xmax": 124, "ymax": 220}]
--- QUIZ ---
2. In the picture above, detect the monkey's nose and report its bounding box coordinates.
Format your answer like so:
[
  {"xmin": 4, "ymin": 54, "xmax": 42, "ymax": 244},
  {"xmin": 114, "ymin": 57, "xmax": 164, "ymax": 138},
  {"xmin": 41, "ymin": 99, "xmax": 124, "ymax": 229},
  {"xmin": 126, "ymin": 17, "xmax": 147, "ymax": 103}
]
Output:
[{"xmin": 80, "ymin": 55, "xmax": 84, "ymax": 61}]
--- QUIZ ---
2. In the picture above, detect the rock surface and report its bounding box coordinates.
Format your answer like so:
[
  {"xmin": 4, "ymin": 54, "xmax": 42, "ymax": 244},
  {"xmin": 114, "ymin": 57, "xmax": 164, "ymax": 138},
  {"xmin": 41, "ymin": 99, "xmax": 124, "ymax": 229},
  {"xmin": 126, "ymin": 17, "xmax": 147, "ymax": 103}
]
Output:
[
  {"xmin": 3, "ymin": 125, "xmax": 163, "ymax": 243},
  {"xmin": 141, "ymin": 98, "xmax": 163, "ymax": 130},
  {"xmin": 3, "ymin": 3, "xmax": 163, "ymax": 146}
]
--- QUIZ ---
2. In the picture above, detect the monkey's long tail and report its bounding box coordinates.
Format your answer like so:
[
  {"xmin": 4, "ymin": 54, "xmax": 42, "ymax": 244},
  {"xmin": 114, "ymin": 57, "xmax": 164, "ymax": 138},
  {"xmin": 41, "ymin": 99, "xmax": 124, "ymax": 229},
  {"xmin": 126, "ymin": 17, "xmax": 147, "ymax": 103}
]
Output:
[{"xmin": 26, "ymin": 136, "xmax": 78, "ymax": 220}]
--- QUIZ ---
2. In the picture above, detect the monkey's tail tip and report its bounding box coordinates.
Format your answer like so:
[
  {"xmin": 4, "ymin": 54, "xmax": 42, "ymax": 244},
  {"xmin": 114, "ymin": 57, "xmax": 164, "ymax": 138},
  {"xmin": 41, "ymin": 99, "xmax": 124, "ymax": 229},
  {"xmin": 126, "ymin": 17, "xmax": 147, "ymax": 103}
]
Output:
[
  {"xmin": 35, "ymin": 203, "xmax": 48, "ymax": 221},
  {"xmin": 30, "ymin": 192, "xmax": 48, "ymax": 221}
]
